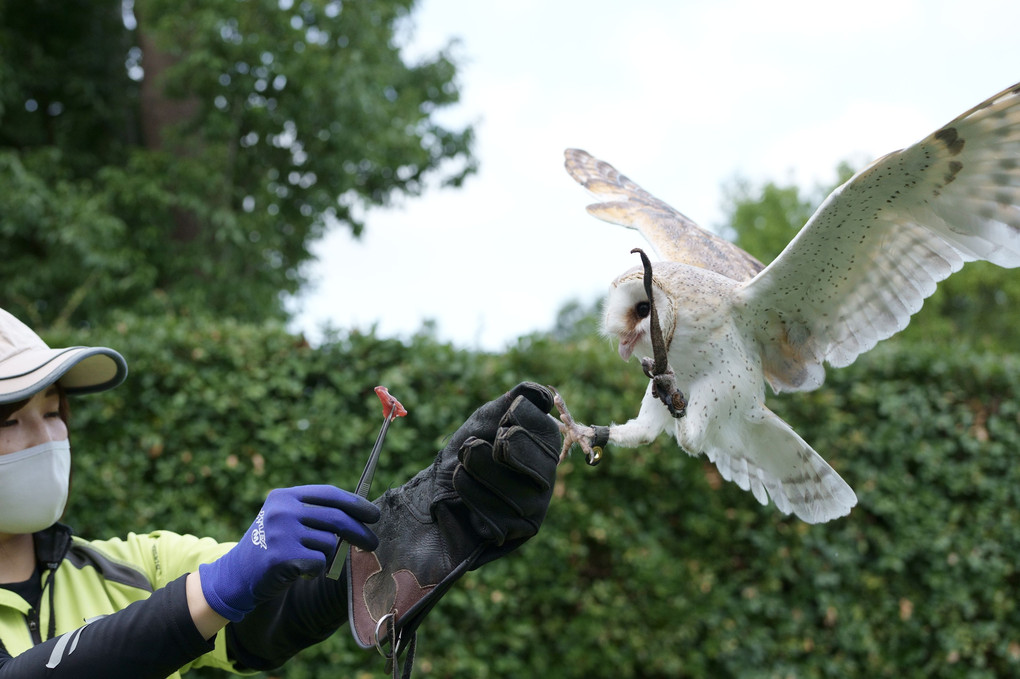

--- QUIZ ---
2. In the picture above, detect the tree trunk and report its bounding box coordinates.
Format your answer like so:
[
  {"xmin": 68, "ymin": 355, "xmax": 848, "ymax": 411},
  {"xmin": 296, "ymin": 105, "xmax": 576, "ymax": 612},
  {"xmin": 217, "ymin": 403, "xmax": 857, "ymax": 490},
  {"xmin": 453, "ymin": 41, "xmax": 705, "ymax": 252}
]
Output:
[{"xmin": 135, "ymin": 1, "xmax": 202, "ymax": 243}]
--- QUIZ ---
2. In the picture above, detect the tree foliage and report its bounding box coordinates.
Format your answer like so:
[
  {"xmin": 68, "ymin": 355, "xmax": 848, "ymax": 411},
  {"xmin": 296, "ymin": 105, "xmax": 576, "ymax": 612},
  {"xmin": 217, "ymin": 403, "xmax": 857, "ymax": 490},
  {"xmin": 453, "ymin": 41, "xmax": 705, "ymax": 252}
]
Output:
[
  {"xmin": 0, "ymin": 0, "xmax": 474, "ymax": 327},
  {"xmin": 46, "ymin": 314, "xmax": 1020, "ymax": 678}
]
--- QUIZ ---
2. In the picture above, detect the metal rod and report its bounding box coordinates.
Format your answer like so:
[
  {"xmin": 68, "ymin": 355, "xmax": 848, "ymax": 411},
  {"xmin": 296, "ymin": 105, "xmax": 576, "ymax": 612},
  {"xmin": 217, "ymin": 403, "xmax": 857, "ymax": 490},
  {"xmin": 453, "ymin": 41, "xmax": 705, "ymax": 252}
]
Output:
[{"xmin": 325, "ymin": 386, "xmax": 406, "ymax": 580}]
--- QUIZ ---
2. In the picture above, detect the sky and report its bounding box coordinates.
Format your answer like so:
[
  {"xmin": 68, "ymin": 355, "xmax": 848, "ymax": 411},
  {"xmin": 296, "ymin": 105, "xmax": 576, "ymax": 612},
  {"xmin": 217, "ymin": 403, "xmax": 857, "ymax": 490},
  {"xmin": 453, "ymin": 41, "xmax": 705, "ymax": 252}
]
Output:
[{"xmin": 288, "ymin": 0, "xmax": 1020, "ymax": 351}]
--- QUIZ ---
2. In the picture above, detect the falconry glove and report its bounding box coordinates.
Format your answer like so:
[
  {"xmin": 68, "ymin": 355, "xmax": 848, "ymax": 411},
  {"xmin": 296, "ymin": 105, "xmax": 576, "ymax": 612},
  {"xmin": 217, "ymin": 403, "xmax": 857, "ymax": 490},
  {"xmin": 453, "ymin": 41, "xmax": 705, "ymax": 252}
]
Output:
[{"xmin": 347, "ymin": 382, "xmax": 560, "ymax": 664}]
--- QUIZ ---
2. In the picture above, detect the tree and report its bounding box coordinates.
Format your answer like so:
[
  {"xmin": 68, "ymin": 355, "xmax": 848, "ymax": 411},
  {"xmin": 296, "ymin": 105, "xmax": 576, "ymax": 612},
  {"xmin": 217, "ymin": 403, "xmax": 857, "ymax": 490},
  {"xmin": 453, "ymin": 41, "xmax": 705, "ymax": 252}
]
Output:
[{"xmin": 0, "ymin": 0, "xmax": 474, "ymax": 327}]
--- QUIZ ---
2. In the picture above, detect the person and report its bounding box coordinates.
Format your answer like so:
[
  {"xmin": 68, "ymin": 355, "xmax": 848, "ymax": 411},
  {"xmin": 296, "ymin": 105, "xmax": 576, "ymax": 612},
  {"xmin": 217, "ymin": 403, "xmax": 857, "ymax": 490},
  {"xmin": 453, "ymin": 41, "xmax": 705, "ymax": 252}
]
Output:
[{"xmin": 0, "ymin": 307, "xmax": 561, "ymax": 677}]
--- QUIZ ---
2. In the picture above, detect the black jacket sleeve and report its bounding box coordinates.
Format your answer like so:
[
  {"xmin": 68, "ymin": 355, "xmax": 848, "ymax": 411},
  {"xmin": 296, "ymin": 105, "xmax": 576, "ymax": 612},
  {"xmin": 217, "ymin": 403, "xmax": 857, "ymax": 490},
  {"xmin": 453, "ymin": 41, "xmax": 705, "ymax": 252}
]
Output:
[
  {"xmin": 226, "ymin": 567, "xmax": 349, "ymax": 670},
  {"xmin": 0, "ymin": 575, "xmax": 213, "ymax": 678}
]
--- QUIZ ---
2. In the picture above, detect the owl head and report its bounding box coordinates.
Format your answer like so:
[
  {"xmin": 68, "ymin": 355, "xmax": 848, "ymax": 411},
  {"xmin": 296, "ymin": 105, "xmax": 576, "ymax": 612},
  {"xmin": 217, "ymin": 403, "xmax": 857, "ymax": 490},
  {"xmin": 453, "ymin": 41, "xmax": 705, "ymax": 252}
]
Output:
[{"xmin": 602, "ymin": 263, "xmax": 677, "ymax": 362}]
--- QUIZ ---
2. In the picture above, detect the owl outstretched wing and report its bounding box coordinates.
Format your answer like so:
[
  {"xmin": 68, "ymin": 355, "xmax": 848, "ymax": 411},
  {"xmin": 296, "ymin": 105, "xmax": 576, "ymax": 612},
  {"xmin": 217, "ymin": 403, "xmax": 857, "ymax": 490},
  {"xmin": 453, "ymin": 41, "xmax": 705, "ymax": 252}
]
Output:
[
  {"xmin": 565, "ymin": 148, "xmax": 765, "ymax": 282},
  {"xmin": 739, "ymin": 81, "xmax": 1020, "ymax": 393}
]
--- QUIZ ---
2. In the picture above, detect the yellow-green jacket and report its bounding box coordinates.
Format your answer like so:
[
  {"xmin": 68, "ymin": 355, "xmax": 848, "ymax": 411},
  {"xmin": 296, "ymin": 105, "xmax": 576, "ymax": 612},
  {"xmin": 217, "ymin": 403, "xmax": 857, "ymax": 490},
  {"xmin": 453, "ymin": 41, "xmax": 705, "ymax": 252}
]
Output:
[{"xmin": 0, "ymin": 524, "xmax": 351, "ymax": 677}]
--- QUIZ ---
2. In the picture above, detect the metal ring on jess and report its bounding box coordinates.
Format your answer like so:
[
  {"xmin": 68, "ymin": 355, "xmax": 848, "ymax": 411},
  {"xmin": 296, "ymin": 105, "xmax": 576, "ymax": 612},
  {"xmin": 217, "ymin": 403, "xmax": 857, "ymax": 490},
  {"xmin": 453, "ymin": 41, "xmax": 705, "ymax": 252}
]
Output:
[{"xmin": 374, "ymin": 612, "xmax": 396, "ymax": 658}]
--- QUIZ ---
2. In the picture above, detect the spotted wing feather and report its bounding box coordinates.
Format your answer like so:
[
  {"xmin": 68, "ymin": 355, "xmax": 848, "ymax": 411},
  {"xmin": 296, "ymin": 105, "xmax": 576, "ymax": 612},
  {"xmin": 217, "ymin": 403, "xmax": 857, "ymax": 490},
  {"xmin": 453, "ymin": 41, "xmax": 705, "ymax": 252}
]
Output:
[{"xmin": 739, "ymin": 81, "xmax": 1020, "ymax": 392}]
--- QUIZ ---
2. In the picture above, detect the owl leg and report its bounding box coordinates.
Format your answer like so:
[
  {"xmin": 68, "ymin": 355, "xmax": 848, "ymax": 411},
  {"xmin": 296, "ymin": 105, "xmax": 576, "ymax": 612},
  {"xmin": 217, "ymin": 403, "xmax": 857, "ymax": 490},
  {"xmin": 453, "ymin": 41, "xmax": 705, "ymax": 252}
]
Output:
[
  {"xmin": 549, "ymin": 388, "xmax": 607, "ymax": 466},
  {"xmin": 640, "ymin": 358, "xmax": 687, "ymax": 418}
]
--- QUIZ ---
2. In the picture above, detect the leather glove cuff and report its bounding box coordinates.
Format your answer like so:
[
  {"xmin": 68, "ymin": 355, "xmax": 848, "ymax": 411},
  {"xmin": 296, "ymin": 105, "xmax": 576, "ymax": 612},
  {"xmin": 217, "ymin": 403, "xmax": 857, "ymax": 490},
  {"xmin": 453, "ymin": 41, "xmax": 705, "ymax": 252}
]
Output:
[{"xmin": 346, "ymin": 483, "xmax": 481, "ymax": 655}]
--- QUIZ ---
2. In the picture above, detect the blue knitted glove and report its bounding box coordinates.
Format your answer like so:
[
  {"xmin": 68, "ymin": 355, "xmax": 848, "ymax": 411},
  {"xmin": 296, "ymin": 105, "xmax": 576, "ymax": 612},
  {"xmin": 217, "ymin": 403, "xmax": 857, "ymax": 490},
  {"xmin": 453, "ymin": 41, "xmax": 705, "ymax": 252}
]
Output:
[{"xmin": 199, "ymin": 485, "xmax": 380, "ymax": 622}]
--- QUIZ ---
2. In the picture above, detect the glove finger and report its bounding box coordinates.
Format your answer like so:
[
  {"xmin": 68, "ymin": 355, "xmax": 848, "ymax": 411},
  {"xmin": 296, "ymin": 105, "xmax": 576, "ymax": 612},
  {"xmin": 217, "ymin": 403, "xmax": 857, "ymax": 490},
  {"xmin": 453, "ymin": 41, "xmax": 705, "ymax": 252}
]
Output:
[
  {"xmin": 453, "ymin": 461, "xmax": 542, "ymax": 545},
  {"xmin": 447, "ymin": 393, "xmax": 514, "ymax": 452},
  {"xmin": 297, "ymin": 501, "xmax": 380, "ymax": 553},
  {"xmin": 458, "ymin": 438, "xmax": 542, "ymax": 512},
  {"xmin": 492, "ymin": 395, "xmax": 560, "ymax": 490},
  {"xmin": 501, "ymin": 391, "xmax": 561, "ymax": 448},
  {"xmin": 295, "ymin": 484, "xmax": 381, "ymax": 524},
  {"xmin": 300, "ymin": 522, "xmax": 379, "ymax": 554},
  {"xmin": 341, "ymin": 524, "xmax": 380, "ymax": 552},
  {"xmin": 504, "ymin": 382, "xmax": 554, "ymax": 415},
  {"xmin": 456, "ymin": 438, "xmax": 550, "ymax": 540},
  {"xmin": 447, "ymin": 382, "xmax": 555, "ymax": 453}
]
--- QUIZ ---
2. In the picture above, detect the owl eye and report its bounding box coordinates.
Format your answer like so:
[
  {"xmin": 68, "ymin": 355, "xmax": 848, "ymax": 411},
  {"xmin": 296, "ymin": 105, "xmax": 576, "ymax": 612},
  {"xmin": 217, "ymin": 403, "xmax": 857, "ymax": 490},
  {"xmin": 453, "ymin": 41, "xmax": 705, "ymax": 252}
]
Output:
[{"xmin": 635, "ymin": 301, "xmax": 651, "ymax": 319}]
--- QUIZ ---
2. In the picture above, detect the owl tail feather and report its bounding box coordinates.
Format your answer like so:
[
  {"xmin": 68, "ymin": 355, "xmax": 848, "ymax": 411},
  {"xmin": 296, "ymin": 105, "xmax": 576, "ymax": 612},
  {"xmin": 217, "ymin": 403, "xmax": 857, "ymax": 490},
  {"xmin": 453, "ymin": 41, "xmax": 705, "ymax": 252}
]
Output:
[{"xmin": 704, "ymin": 408, "xmax": 857, "ymax": 524}]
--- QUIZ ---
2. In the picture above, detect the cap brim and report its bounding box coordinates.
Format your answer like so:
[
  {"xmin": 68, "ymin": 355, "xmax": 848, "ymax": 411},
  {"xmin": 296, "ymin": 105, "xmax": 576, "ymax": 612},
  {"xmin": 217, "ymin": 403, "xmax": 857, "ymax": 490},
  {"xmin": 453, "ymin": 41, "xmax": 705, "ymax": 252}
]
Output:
[{"xmin": 0, "ymin": 346, "xmax": 128, "ymax": 404}]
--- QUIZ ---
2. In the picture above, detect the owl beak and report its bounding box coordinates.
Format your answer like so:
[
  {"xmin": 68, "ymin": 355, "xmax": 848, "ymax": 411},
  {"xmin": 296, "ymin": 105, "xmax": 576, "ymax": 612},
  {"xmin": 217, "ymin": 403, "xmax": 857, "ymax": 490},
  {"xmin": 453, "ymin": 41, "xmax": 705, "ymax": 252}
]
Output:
[{"xmin": 618, "ymin": 331, "xmax": 641, "ymax": 360}]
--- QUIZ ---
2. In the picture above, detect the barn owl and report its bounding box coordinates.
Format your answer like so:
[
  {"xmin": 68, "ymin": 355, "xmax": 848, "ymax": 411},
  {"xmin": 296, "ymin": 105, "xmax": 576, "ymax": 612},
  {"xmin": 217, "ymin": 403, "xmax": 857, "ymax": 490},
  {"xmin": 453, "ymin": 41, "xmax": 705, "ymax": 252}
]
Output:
[{"xmin": 557, "ymin": 81, "xmax": 1020, "ymax": 524}]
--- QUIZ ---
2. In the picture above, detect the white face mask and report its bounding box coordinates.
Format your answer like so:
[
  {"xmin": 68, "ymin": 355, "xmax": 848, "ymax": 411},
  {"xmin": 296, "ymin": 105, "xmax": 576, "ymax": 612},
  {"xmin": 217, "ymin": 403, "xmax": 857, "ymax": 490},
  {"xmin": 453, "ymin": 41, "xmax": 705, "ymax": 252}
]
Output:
[{"xmin": 0, "ymin": 440, "xmax": 70, "ymax": 534}]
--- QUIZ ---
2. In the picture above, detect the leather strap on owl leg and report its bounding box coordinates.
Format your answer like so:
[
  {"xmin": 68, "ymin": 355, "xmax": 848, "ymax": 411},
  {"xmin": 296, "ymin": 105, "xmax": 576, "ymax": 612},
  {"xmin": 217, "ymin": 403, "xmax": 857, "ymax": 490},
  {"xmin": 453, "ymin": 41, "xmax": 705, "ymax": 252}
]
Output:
[
  {"xmin": 632, "ymin": 248, "xmax": 688, "ymax": 419},
  {"xmin": 632, "ymin": 247, "xmax": 670, "ymax": 375}
]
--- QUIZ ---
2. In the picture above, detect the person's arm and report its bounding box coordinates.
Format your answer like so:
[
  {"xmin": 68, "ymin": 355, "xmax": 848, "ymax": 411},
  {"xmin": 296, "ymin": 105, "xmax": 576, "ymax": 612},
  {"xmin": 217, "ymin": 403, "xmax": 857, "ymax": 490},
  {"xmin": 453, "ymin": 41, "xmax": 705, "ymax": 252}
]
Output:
[
  {"xmin": 0, "ymin": 575, "xmax": 213, "ymax": 679},
  {"xmin": 186, "ymin": 571, "xmax": 229, "ymax": 640},
  {"xmin": 0, "ymin": 488, "xmax": 378, "ymax": 677},
  {"xmin": 225, "ymin": 563, "xmax": 350, "ymax": 670}
]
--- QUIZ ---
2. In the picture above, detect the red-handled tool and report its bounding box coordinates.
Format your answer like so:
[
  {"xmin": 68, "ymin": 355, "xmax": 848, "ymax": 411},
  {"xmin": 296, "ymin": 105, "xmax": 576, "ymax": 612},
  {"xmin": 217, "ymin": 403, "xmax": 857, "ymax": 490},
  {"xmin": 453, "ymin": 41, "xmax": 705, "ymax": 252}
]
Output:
[{"xmin": 325, "ymin": 386, "xmax": 408, "ymax": 580}]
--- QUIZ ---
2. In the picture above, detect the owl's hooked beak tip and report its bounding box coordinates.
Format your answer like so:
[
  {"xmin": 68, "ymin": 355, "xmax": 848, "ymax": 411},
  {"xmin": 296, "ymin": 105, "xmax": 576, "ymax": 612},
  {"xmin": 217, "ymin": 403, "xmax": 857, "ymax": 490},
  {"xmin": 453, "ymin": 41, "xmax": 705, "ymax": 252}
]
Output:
[{"xmin": 617, "ymin": 332, "xmax": 640, "ymax": 361}]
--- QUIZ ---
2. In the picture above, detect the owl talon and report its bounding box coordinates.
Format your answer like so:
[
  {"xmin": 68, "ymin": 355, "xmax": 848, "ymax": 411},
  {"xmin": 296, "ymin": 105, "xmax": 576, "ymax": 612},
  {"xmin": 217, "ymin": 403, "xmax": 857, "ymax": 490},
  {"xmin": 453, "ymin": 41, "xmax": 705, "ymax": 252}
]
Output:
[
  {"xmin": 651, "ymin": 368, "xmax": 687, "ymax": 419},
  {"xmin": 639, "ymin": 357, "xmax": 687, "ymax": 418},
  {"xmin": 550, "ymin": 387, "xmax": 605, "ymax": 465}
]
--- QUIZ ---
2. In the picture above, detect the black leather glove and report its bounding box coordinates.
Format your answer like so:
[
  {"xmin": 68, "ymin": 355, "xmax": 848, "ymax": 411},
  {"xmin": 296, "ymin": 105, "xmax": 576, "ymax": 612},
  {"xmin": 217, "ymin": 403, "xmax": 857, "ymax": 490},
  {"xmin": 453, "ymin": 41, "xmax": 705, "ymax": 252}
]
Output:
[{"xmin": 347, "ymin": 382, "xmax": 560, "ymax": 659}]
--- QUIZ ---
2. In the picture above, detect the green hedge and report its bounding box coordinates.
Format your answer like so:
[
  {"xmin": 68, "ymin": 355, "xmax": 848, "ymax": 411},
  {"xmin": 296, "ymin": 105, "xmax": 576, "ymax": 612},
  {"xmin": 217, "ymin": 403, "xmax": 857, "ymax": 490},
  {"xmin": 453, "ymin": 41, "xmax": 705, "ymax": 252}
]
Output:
[{"xmin": 45, "ymin": 315, "xmax": 1020, "ymax": 678}]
